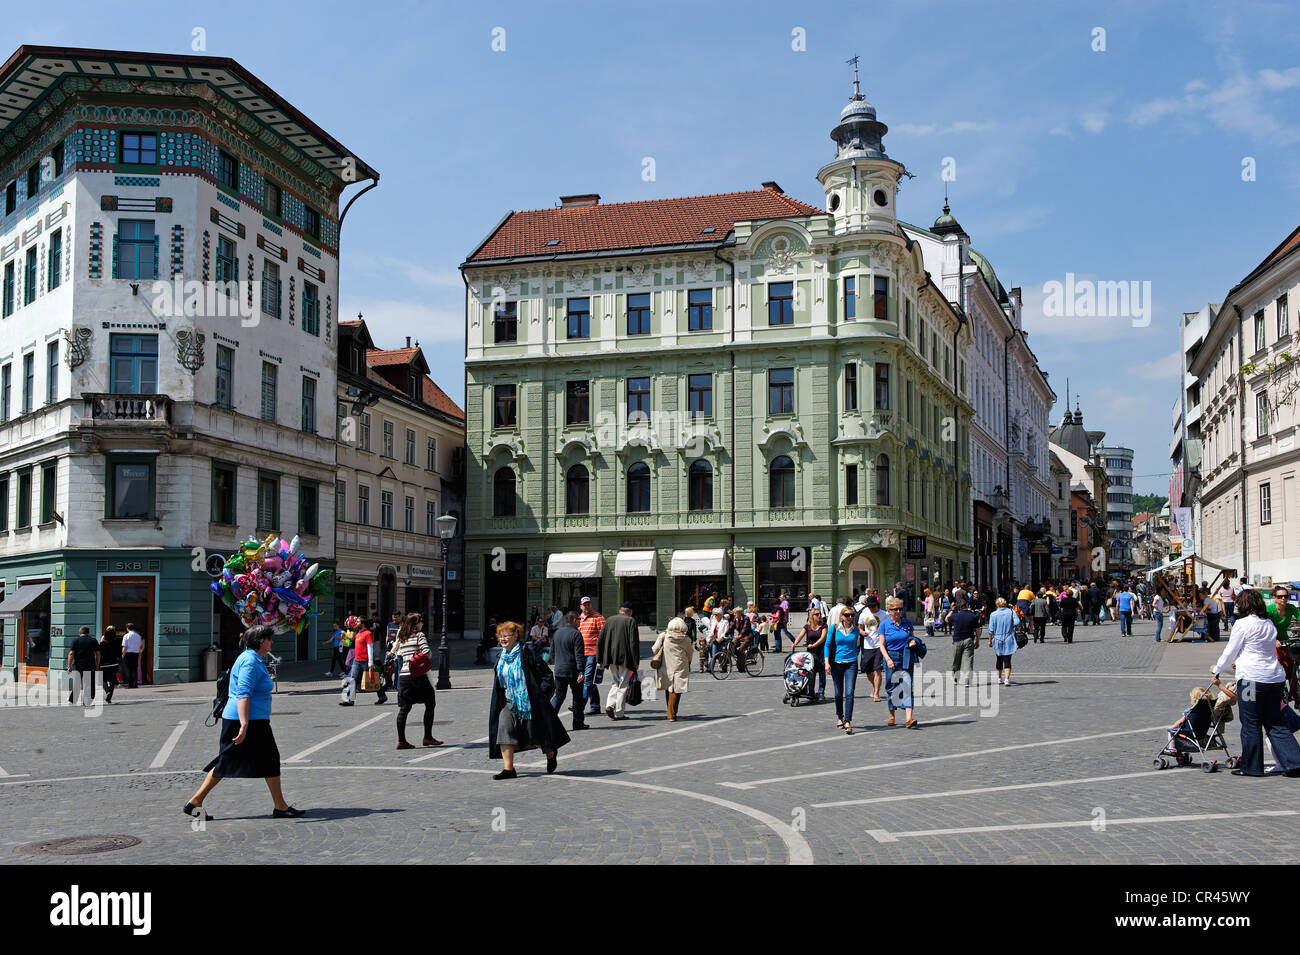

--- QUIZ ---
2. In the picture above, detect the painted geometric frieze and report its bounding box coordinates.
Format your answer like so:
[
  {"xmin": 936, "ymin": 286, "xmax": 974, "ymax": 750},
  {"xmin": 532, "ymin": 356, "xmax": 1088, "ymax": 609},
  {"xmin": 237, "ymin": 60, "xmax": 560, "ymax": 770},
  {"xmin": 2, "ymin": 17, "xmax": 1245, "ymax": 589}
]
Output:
[{"xmin": 88, "ymin": 221, "xmax": 103, "ymax": 278}]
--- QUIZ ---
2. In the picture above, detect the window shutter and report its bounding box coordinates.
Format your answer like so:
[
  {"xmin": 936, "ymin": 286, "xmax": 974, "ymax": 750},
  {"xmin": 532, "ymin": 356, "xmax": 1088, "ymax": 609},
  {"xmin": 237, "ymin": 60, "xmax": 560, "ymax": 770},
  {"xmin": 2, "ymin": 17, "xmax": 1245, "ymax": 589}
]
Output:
[{"xmin": 151, "ymin": 236, "xmax": 159, "ymax": 280}]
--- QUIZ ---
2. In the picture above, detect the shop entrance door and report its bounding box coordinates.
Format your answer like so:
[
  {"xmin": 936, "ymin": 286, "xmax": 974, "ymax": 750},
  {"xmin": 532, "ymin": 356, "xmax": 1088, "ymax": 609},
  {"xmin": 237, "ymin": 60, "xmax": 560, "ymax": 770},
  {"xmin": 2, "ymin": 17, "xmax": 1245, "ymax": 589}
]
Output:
[
  {"xmin": 621, "ymin": 578, "xmax": 657, "ymax": 629},
  {"xmin": 102, "ymin": 577, "xmax": 155, "ymax": 685}
]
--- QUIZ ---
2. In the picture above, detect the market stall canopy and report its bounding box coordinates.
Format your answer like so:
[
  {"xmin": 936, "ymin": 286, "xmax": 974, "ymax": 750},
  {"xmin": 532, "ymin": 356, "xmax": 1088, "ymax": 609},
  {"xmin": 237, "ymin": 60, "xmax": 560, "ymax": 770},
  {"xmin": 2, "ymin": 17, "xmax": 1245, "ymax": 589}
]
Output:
[
  {"xmin": 614, "ymin": 551, "xmax": 656, "ymax": 577},
  {"xmin": 0, "ymin": 582, "xmax": 51, "ymax": 619},
  {"xmin": 546, "ymin": 552, "xmax": 601, "ymax": 579},
  {"xmin": 670, "ymin": 549, "xmax": 727, "ymax": 577}
]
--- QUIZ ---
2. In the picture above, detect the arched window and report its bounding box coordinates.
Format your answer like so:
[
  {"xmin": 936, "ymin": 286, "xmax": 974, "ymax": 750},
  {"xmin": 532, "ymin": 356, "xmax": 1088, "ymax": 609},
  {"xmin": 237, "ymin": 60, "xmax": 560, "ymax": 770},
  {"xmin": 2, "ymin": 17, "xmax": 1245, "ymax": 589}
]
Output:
[
  {"xmin": 493, "ymin": 467, "xmax": 516, "ymax": 517},
  {"xmin": 627, "ymin": 462, "xmax": 650, "ymax": 513},
  {"xmin": 770, "ymin": 455, "xmax": 795, "ymax": 508},
  {"xmin": 689, "ymin": 460, "xmax": 713, "ymax": 511},
  {"xmin": 875, "ymin": 454, "xmax": 890, "ymax": 506},
  {"xmin": 566, "ymin": 464, "xmax": 589, "ymax": 515}
]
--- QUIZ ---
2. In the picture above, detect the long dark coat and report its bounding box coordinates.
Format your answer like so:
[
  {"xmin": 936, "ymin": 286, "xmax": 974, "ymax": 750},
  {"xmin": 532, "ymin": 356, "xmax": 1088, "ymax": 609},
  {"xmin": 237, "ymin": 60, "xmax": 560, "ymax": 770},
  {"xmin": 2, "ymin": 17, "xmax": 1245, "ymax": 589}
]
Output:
[{"xmin": 488, "ymin": 643, "xmax": 571, "ymax": 759}]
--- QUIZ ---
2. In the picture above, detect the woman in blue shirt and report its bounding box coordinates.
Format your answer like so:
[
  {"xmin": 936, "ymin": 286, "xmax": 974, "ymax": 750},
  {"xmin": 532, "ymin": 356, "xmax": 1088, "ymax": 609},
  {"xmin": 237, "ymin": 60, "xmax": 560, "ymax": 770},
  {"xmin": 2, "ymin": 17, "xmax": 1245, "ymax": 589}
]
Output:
[
  {"xmin": 987, "ymin": 597, "xmax": 1018, "ymax": 686},
  {"xmin": 879, "ymin": 597, "xmax": 921, "ymax": 727},
  {"xmin": 823, "ymin": 608, "xmax": 862, "ymax": 734},
  {"xmin": 185, "ymin": 626, "xmax": 304, "ymax": 820}
]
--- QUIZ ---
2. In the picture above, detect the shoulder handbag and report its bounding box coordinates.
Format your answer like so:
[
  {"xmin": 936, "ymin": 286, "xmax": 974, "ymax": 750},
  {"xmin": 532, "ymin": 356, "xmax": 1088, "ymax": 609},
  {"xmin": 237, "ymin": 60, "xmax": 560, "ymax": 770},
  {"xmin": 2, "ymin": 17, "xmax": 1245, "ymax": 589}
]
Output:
[
  {"xmin": 408, "ymin": 646, "xmax": 432, "ymax": 679},
  {"xmin": 627, "ymin": 671, "xmax": 643, "ymax": 706},
  {"xmin": 651, "ymin": 637, "xmax": 665, "ymax": 670},
  {"xmin": 1014, "ymin": 628, "xmax": 1030, "ymax": 649}
]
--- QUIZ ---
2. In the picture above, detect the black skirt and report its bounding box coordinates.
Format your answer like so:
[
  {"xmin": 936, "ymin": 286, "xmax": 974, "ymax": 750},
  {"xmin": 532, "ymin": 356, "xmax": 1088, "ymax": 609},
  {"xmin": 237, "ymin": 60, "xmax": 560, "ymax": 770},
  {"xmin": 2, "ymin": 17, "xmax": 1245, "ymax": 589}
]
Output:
[
  {"xmin": 204, "ymin": 718, "xmax": 281, "ymax": 779},
  {"xmin": 398, "ymin": 674, "xmax": 435, "ymax": 706}
]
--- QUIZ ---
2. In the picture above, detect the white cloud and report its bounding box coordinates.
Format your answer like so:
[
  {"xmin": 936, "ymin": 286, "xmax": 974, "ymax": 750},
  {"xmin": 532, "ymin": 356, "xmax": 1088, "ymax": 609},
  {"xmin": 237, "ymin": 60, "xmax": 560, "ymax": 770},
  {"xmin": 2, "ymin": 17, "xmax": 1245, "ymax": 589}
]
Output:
[
  {"xmin": 1128, "ymin": 67, "xmax": 1300, "ymax": 143},
  {"xmin": 346, "ymin": 299, "xmax": 464, "ymax": 345},
  {"xmin": 1080, "ymin": 110, "xmax": 1108, "ymax": 134},
  {"xmin": 349, "ymin": 254, "xmax": 463, "ymax": 290},
  {"xmin": 895, "ymin": 120, "xmax": 997, "ymax": 137},
  {"xmin": 1132, "ymin": 350, "xmax": 1182, "ymax": 381}
]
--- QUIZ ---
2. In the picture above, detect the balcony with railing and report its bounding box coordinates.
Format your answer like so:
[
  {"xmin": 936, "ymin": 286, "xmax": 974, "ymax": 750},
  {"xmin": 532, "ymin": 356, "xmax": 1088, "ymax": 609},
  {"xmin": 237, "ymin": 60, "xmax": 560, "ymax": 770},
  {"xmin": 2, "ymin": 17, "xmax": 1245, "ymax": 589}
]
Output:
[{"xmin": 82, "ymin": 393, "xmax": 172, "ymax": 424}]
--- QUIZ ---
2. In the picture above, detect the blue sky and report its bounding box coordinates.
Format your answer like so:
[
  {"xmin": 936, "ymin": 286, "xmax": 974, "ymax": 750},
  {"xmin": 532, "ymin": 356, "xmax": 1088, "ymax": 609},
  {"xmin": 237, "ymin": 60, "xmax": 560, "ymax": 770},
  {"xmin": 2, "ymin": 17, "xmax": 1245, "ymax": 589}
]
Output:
[{"xmin": 23, "ymin": 0, "xmax": 1300, "ymax": 493}]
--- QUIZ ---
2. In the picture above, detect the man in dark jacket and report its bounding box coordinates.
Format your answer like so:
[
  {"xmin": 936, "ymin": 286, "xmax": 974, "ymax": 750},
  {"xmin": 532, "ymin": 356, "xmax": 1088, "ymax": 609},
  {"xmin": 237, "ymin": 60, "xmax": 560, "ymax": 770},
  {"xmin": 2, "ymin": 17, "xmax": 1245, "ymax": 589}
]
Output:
[
  {"xmin": 596, "ymin": 605, "xmax": 640, "ymax": 720},
  {"xmin": 549, "ymin": 612, "xmax": 588, "ymax": 731},
  {"xmin": 1058, "ymin": 587, "xmax": 1079, "ymax": 643}
]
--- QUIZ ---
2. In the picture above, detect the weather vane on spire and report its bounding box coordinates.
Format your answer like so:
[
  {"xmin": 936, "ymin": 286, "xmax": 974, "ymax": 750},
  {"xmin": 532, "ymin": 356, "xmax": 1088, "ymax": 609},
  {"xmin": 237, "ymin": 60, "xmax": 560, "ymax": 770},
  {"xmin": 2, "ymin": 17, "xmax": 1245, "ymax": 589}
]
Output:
[{"xmin": 846, "ymin": 55, "xmax": 861, "ymax": 98}]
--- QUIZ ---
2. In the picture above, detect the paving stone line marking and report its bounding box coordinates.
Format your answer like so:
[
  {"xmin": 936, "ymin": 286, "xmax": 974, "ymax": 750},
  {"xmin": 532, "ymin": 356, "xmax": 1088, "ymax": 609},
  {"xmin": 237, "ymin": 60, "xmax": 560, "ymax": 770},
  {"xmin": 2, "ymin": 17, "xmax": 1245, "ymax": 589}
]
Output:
[
  {"xmin": 633, "ymin": 712, "xmax": 970, "ymax": 777},
  {"xmin": 517, "ymin": 709, "xmax": 771, "ymax": 770},
  {"xmin": 866, "ymin": 809, "xmax": 1300, "ymax": 843},
  {"xmin": 812, "ymin": 769, "xmax": 1166, "ymax": 808},
  {"xmin": 407, "ymin": 735, "xmax": 490, "ymax": 763},
  {"xmin": 296, "ymin": 765, "xmax": 814, "ymax": 866},
  {"xmin": 148, "ymin": 720, "xmax": 190, "ymax": 769},
  {"xmin": 284, "ymin": 713, "xmax": 389, "ymax": 763},
  {"xmin": 719, "ymin": 724, "xmax": 1171, "ymax": 789}
]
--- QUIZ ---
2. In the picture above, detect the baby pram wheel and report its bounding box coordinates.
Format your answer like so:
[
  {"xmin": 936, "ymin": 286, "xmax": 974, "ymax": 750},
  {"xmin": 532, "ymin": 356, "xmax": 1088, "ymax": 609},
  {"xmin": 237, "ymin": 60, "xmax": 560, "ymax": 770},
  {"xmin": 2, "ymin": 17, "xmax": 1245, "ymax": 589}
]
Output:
[
  {"xmin": 1226, "ymin": 756, "xmax": 1238, "ymax": 769},
  {"xmin": 1201, "ymin": 760, "xmax": 1217, "ymax": 773},
  {"xmin": 1153, "ymin": 757, "xmax": 1167, "ymax": 769}
]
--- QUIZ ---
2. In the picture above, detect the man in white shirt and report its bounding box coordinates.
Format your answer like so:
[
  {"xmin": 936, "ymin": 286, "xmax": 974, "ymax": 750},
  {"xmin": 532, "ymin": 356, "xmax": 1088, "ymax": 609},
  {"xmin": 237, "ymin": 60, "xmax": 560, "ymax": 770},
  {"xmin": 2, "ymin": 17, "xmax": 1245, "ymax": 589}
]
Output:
[
  {"xmin": 121, "ymin": 623, "xmax": 143, "ymax": 688},
  {"xmin": 857, "ymin": 595, "xmax": 884, "ymax": 700}
]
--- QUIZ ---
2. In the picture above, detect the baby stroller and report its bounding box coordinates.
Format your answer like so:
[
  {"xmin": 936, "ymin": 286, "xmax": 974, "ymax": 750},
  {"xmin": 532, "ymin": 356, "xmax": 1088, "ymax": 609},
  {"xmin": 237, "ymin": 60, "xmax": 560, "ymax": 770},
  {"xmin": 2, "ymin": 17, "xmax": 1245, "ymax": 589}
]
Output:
[
  {"xmin": 1153, "ymin": 684, "xmax": 1237, "ymax": 773},
  {"xmin": 782, "ymin": 651, "xmax": 818, "ymax": 706}
]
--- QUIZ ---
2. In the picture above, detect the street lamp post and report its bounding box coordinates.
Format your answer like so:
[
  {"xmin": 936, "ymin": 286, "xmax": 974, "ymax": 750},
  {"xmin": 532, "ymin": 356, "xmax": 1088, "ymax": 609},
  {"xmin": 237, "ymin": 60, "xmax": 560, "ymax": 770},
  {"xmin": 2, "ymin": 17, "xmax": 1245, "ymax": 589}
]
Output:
[{"xmin": 435, "ymin": 513, "xmax": 457, "ymax": 689}]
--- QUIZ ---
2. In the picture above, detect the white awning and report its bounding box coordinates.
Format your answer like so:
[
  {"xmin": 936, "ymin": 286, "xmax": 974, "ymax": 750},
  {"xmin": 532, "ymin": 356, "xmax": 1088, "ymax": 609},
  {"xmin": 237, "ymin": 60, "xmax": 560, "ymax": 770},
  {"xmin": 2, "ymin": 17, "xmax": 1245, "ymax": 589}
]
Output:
[
  {"xmin": 0, "ymin": 583, "xmax": 50, "ymax": 619},
  {"xmin": 546, "ymin": 552, "xmax": 601, "ymax": 579},
  {"xmin": 670, "ymin": 549, "xmax": 727, "ymax": 577},
  {"xmin": 615, "ymin": 550, "xmax": 656, "ymax": 577}
]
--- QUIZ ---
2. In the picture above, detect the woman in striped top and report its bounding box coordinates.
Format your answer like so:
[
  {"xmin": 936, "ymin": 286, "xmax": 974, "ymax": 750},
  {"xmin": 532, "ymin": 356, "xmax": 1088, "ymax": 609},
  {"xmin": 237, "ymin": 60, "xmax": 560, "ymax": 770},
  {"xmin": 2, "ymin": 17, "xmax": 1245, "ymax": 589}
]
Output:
[{"xmin": 393, "ymin": 613, "xmax": 442, "ymax": 750}]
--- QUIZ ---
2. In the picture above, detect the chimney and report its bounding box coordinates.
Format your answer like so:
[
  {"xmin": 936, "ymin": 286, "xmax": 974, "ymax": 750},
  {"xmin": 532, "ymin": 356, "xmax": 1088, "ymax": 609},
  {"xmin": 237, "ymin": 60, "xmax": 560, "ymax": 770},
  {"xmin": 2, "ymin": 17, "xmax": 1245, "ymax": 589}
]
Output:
[
  {"xmin": 405, "ymin": 336, "xmax": 411, "ymax": 348},
  {"xmin": 559, "ymin": 194, "xmax": 600, "ymax": 208},
  {"xmin": 761, "ymin": 181, "xmax": 784, "ymax": 194}
]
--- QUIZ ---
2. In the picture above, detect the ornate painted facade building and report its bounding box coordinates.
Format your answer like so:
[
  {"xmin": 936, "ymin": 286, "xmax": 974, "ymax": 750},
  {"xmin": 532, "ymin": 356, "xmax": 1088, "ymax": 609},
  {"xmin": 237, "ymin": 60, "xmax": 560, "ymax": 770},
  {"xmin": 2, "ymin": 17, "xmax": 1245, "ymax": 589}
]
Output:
[
  {"xmin": 460, "ymin": 81, "xmax": 973, "ymax": 633},
  {"xmin": 0, "ymin": 47, "xmax": 376, "ymax": 681}
]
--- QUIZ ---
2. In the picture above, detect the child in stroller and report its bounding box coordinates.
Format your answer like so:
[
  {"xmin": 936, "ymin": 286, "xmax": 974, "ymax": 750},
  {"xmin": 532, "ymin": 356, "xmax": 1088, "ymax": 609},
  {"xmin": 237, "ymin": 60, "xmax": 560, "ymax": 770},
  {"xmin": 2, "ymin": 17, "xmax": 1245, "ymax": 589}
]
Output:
[
  {"xmin": 782, "ymin": 650, "xmax": 818, "ymax": 706},
  {"xmin": 1153, "ymin": 683, "xmax": 1238, "ymax": 773}
]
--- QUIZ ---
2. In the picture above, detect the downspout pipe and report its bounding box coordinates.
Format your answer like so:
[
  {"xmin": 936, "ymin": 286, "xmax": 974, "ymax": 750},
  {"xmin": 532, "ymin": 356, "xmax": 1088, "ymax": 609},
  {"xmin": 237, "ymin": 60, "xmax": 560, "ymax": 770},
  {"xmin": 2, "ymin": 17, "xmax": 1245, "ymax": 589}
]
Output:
[
  {"xmin": 714, "ymin": 246, "xmax": 738, "ymax": 600},
  {"xmin": 1233, "ymin": 304, "xmax": 1249, "ymax": 580},
  {"xmin": 1003, "ymin": 328, "xmax": 1015, "ymax": 586}
]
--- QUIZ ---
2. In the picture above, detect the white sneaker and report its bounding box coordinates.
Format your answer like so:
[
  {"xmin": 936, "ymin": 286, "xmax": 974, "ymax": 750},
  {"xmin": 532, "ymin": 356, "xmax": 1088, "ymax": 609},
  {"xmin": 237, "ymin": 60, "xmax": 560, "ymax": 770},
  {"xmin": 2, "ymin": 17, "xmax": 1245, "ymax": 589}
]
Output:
[{"xmin": 1004, "ymin": 679, "xmax": 1013, "ymax": 686}]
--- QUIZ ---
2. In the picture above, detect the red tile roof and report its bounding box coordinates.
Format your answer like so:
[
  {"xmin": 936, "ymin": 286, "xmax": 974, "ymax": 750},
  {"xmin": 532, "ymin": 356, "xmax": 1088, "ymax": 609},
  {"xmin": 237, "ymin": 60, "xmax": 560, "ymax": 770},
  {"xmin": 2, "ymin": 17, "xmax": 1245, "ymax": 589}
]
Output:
[
  {"xmin": 421, "ymin": 376, "xmax": 465, "ymax": 421},
  {"xmin": 366, "ymin": 347, "xmax": 419, "ymax": 367},
  {"xmin": 467, "ymin": 188, "xmax": 824, "ymax": 262}
]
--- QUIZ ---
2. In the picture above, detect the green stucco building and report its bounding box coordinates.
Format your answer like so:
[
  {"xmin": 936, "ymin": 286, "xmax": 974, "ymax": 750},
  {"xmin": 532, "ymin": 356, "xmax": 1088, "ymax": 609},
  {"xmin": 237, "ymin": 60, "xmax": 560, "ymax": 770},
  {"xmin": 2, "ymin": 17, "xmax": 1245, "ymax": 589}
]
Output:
[{"xmin": 460, "ymin": 81, "xmax": 972, "ymax": 632}]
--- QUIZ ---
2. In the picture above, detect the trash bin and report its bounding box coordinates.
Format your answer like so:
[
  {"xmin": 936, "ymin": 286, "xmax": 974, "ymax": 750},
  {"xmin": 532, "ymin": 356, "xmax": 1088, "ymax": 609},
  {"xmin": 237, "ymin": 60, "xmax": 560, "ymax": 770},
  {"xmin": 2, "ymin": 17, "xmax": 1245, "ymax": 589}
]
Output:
[{"xmin": 202, "ymin": 644, "xmax": 221, "ymax": 682}]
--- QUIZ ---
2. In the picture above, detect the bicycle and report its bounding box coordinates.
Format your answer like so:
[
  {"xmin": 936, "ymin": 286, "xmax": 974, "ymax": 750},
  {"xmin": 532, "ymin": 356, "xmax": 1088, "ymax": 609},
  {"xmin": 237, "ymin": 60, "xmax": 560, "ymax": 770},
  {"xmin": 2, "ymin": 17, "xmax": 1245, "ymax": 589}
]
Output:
[{"xmin": 709, "ymin": 637, "xmax": 764, "ymax": 680}]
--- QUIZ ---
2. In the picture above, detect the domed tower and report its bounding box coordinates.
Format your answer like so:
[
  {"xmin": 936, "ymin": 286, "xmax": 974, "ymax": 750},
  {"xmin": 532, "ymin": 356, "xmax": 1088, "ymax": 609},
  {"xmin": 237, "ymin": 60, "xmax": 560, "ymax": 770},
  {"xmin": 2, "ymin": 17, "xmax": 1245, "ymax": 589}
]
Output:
[{"xmin": 817, "ymin": 65, "xmax": 908, "ymax": 234}]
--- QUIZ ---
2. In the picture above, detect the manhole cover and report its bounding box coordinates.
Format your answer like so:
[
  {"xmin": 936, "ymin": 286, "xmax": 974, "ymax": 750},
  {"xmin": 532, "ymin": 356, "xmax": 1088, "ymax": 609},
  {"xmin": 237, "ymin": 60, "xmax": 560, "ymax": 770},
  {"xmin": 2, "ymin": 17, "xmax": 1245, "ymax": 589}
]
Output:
[{"xmin": 16, "ymin": 835, "xmax": 141, "ymax": 856}]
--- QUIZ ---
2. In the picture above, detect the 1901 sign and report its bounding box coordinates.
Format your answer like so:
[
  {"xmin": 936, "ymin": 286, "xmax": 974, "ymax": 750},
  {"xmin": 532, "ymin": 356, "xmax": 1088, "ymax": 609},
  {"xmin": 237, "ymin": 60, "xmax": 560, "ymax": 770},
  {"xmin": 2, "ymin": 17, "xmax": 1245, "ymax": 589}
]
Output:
[{"xmin": 906, "ymin": 536, "xmax": 927, "ymax": 559}]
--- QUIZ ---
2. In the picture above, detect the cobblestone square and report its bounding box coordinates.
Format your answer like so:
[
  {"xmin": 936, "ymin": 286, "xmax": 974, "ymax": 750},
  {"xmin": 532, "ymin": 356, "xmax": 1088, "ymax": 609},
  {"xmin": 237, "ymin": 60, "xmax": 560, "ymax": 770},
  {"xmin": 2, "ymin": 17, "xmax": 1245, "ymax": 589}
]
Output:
[{"xmin": 2, "ymin": 618, "xmax": 1295, "ymax": 865}]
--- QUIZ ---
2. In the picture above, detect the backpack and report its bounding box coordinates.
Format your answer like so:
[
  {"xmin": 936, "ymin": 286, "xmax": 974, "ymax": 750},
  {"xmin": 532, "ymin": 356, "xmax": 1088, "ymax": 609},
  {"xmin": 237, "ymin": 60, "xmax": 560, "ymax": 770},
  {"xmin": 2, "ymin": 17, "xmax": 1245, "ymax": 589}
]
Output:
[{"xmin": 205, "ymin": 667, "xmax": 231, "ymax": 727}]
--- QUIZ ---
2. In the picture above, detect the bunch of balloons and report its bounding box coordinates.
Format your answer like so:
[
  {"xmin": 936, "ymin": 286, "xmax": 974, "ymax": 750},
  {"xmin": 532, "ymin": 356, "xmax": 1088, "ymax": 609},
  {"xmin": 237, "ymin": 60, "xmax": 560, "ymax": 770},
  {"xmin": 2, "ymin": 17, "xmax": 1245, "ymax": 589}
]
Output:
[{"xmin": 209, "ymin": 534, "xmax": 334, "ymax": 633}]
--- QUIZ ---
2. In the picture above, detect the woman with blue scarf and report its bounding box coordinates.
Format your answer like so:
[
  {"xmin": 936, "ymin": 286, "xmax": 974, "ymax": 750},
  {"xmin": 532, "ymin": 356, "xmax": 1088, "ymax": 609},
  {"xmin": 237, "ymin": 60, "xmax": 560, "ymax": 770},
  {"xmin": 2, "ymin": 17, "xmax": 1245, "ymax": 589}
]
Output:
[
  {"xmin": 489, "ymin": 620, "xmax": 570, "ymax": 779},
  {"xmin": 879, "ymin": 597, "xmax": 921, "ymax": 728}
]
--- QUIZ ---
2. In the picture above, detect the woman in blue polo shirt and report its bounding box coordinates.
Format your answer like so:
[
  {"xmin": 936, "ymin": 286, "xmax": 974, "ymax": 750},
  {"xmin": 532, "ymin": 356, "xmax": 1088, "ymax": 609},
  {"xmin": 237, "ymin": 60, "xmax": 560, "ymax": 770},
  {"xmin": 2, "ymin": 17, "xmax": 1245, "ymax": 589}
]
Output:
[
  {"xmin": 879, "ymin": 597, "xmax": 921, "ymax": 728},
  {"xmin": 185, "ymin": 625, "xmax": 304, "ymax": 821}
]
